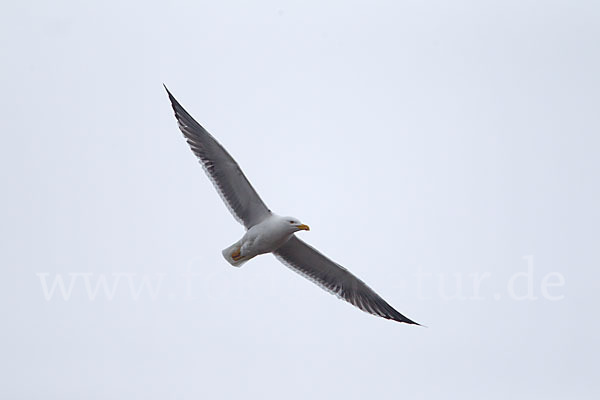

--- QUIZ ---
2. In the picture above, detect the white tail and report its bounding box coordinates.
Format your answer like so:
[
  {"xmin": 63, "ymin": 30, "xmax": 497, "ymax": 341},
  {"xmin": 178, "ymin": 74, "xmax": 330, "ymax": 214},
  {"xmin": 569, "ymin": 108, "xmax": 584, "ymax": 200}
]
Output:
[{"xmin": 222, "ymin": 241, "xmax": 253, "ymax": 267}]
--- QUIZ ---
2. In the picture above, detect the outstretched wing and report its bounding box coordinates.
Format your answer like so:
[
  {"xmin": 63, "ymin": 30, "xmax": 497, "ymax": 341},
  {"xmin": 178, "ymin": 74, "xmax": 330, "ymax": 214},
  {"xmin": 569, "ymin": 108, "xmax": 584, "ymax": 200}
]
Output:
[
  {"xmin": 165, "ymin": 86, "xmax": 271, "ymax": 229},
  {"xmin": 274, "ymin": 236, "xmax": 420, "ymax": 325}
]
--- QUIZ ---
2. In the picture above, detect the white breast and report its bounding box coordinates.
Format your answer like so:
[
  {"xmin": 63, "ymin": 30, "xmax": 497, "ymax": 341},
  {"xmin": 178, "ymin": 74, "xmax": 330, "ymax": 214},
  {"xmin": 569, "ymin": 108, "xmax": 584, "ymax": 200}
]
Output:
[{"xmin": 243, "ymin": 215, "xmax": 293, "ymax": 255}]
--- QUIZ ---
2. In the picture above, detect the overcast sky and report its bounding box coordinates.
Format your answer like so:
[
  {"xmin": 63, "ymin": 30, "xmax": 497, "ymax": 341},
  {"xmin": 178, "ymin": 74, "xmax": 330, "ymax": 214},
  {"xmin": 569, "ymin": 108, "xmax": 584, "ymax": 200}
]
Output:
[{"xmin": 1, "ymin": 0, "xmax": 599, "ymax": 399}]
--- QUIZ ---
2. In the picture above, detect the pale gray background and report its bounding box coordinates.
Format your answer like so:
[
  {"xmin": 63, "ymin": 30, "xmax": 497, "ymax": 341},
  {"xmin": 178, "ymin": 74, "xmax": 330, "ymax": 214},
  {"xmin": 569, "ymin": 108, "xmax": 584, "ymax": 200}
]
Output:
[{"xmin": 1, "ymin": 0, "xmax": 599, "ymax": 399}]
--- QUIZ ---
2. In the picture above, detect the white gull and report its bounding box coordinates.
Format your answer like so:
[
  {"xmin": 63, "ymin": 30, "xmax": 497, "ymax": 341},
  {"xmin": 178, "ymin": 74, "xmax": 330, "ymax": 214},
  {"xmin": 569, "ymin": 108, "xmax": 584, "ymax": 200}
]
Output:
[{"xmin": 165, "ymin": 86, "xmax": 419, "ymax": 325}]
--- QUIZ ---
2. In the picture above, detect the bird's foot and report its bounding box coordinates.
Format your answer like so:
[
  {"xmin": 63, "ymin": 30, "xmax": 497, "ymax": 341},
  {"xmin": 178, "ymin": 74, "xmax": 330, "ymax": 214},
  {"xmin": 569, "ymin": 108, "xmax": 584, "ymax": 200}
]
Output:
[{"xmin": 231, "ymin": 248, "xmax": 242, "ymax": 261}]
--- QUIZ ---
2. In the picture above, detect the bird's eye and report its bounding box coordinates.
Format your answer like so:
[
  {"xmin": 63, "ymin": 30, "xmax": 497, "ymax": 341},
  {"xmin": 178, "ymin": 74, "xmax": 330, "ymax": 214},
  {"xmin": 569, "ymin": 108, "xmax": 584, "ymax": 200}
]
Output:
[{"xmin": 289, "ymin": 220, "xmax": 295, "ymax": 223}]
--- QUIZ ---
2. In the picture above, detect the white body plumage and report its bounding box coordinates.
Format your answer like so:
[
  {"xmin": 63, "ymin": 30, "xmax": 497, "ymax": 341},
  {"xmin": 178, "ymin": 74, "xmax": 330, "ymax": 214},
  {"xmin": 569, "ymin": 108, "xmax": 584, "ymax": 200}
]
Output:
[{"xmin": 222, "ymin": 214, "xmax": 309, "ymax": 267}]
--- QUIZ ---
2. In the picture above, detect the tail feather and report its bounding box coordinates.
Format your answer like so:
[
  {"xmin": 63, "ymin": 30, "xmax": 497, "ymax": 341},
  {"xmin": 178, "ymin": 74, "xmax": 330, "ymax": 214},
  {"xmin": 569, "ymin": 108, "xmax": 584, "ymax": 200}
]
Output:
[{"xmin": 222, "ymin": 241, "xmax": 251, "ymax": 267}]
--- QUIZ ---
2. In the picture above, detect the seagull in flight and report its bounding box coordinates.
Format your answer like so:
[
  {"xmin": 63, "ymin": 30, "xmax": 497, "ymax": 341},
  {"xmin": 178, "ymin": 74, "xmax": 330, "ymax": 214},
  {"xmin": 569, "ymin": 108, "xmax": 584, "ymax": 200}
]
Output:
[{"xmin": 165, "ymin": 85, "xmax": 420, "ymax": 325}]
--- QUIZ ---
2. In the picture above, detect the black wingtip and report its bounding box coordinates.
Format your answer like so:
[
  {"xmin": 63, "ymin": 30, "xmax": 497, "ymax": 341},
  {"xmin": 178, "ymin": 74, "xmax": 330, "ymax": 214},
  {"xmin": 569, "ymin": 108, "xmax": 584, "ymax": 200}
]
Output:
[
  {"xmin": 396, "ymin": 317, "xmax": 424, "ymax": 327},
  {"xmin": 387, "ymin": 311, "xmax": 423, "ymax": 326},
  {"xmin": 162, "ymin": 84, "xmax": 185, "ymax": 118},
  {"xmin": 163, "ymin": 84, "xmax": 175, "ymax": 103}
]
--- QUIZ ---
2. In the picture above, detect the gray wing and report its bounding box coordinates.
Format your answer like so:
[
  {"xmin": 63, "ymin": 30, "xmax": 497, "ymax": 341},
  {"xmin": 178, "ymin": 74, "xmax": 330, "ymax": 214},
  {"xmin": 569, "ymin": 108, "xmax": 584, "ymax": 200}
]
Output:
[
  {"xmin": 165, "ymin": 86, "xmax": 271, "ymax": 229},
  {"xmin": 274, "ymin": 236, "xmax": 420, "ymax": 325}
]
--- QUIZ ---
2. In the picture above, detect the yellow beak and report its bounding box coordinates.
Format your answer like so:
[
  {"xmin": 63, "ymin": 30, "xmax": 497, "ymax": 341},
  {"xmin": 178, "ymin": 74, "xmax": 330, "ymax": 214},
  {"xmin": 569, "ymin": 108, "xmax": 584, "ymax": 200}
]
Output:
[{"xmin": 296, "ymin": 224, "xmax": 310, "ymax": 231}]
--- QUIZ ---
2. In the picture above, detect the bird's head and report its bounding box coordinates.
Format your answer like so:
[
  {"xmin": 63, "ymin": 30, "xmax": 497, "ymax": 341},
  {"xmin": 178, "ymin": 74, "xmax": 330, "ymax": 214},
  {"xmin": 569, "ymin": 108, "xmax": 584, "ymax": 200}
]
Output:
[{"xmin": 283, "ymin": 217, "xmax": 310, "ymax": 233}]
